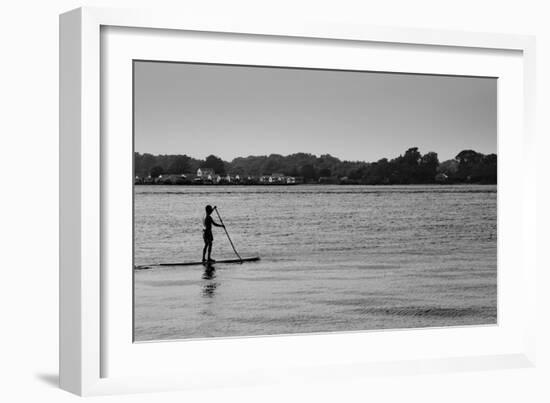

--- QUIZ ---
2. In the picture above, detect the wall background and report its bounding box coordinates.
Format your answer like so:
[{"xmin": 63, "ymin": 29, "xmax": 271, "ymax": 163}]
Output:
[{"xmin": 0, "ymin": 1, "xmax": 548, "ymax": 402}]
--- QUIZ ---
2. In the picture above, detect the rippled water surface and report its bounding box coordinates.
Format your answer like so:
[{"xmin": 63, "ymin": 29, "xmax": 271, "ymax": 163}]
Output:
[{"xmin": 134, "ymin": 185, "xmax": 497, "ymax": 341}]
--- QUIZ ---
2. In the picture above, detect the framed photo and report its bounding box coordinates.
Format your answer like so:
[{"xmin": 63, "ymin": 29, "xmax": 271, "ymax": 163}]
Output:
[{"xmin": 60, "ymin": 7, "xmax": 537, "ymax": 396}]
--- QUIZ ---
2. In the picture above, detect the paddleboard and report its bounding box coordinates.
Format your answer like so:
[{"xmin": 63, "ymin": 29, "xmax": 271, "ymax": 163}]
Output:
[{"xmin": 135, "ymin": 256, "xmax": 260, "ymax": 270}]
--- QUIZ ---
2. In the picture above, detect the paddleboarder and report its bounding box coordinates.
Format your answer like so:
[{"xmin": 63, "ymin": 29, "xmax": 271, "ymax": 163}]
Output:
[{"xmin": 202, "ymin": 205, "xmax": 225, "ymax": 263}]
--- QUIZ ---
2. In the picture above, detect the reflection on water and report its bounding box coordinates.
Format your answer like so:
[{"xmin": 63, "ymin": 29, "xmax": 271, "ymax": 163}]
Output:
[
  {"xmin": 134, "ymin": 185, "xmax": 497, "ymax": 341},
  {"xmin": 201, "ymin": 265, "xmax": 218, "ymax": 297}
]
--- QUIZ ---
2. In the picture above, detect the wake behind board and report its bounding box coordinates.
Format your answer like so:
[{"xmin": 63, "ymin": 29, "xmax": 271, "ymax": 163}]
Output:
[{"xmin": 135, "ymin": 256, "xmax": 260, "ymax": 270}]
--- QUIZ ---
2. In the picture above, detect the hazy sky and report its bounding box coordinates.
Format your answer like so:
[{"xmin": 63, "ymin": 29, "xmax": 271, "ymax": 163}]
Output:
[{"xmin": 134, "ymin": 61, "xmax": 496, "ymax": 162}]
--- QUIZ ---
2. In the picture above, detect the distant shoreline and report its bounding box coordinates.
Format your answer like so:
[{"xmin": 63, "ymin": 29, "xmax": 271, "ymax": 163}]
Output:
[
  {"xmin": 134, "ymin": 182, "xmax": 497, "ymax": 186},
  {"xmin": 135, "ymin": 148, "xmax": 497, "ymax": 186}
]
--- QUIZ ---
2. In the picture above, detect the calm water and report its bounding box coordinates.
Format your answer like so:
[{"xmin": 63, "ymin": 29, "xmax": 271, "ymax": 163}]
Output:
[{"xmin": 134, "ymin": 185, "xmax": 497, "ymax": 341}]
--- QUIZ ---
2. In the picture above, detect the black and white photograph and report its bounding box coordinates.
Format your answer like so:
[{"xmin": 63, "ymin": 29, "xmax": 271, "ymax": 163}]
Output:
[{"xmin": 132, "ymin": 61, "xmax": 497, "ymax": 342}]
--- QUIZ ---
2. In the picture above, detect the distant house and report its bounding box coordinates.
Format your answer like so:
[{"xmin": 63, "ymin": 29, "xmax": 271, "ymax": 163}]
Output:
[
  {"xmin": 156, "ymin": 174, "xmax": 188, "ymax": 185},
  {"xmin": 435, "ymin": 173, "xmax": 448, "ymax": 183},
  {"xmin": 261, "ymin": 173, "xmax": 285, "ymax": 183},
  {"xmin": 197, "ymin": 168, "xmax": 215, "ymax": 178},
  {"xmin": 258, "ymin": 173, "xmax": 296, "ymax": 184},
  {"xmin": 271, "ymin": 173, "xmax": 285, "ymax": 183}
]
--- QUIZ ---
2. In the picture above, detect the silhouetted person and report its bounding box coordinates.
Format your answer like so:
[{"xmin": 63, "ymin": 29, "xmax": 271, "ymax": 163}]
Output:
[{"xmin": 202, "ymin": 205, "xmax": 224, "ymax": 263}]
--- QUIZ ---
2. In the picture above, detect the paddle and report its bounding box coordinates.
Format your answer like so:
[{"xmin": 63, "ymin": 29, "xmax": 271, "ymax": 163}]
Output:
[{"xmin": 213, "ymin": 206, "xmax": 243, "ymax": 263}]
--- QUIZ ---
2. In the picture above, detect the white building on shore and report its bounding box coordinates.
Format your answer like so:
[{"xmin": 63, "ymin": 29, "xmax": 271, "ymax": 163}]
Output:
[
  {"xmin": 196, "ymin": 168, "xmax": 215, "ymax": 179},
  {"xmin": 259, "ymin": 173, "xmax": 296, "ymax": 184}
]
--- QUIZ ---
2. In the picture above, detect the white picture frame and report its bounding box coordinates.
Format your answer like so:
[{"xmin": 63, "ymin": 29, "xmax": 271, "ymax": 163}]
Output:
[{"xmin": 59, "ymin": 6, "xmax": 537, "ymax": 396}]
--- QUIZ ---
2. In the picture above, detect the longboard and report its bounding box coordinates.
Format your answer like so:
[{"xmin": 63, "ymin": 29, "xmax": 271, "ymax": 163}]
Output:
[{"xmin": 135, "ymin": 256, "xmax": 260, "ymax": 270}]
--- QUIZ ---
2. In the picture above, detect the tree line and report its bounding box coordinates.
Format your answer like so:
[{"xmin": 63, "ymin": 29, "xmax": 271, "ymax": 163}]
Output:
[{"xmin": 134, "ymin": 147, "xmax": 497, "ymax": 184}]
